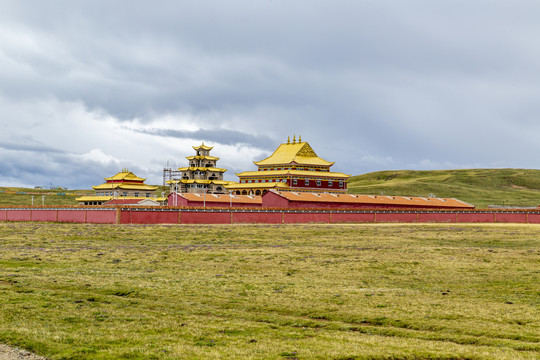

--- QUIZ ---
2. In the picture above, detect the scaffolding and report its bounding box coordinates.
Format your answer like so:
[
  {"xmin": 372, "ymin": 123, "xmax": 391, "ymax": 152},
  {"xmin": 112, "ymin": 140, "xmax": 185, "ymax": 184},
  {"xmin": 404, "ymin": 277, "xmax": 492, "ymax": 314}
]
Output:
[{"xmin": 163, "ymin": 167, "xmax": 182, "ymax": 186}]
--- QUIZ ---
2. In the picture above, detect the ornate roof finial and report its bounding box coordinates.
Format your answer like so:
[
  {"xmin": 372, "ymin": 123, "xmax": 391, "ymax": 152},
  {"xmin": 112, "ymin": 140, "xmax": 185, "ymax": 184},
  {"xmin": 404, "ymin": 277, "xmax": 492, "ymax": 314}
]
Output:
[
  {"xmin": 287, "ymin": 136, "xmax": 290, "ymax": 144},
  {"xmin": 293, "ymin": 134, "xmax": 296, "ymax": 144},
  {"xmin": 299, "ymin": 135, "xmax": 302, "ymax": 142}
]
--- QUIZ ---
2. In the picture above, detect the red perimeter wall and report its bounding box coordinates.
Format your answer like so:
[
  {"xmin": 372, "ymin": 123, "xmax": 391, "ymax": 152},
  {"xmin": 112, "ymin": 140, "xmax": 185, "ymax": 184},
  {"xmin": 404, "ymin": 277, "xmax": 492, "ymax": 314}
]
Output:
[{"xmin": 2, "ymin": 207, "xmax": 540, "ymax": 225}]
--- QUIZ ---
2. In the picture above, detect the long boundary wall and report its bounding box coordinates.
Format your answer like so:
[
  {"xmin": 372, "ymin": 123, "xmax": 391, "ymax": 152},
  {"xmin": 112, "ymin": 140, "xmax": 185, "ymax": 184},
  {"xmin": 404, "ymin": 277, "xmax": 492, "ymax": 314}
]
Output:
[{"xmin": 2, "ymin": 206, "xmax": 540, "ymax": 225}]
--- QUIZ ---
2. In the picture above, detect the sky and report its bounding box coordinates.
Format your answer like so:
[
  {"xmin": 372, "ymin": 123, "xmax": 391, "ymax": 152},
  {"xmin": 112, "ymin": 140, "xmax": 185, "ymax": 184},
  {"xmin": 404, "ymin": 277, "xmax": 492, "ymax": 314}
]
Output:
[{"xmin": 1, "ymin": 1, "xmax": 540, "ymax": 189}]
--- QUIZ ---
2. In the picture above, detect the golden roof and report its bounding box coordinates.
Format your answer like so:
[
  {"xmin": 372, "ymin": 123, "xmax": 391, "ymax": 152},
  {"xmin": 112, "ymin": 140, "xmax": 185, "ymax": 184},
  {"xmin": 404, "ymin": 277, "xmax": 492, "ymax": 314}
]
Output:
[
  {"xmin": 192, "ymin": 143, "xmax": 213, "ymax": 151},
  {"xmin": 236, "ymin": 170, "xmax": 350, "ymax": 179},
  {"xmin": 76, "ymin": 196, "xmax": 112, "ymax": 201},
  {"xmin": 178, "ymin": 167, "xmax": 227, "ymax": 173},
  {"xmin": 254, "ymin": 140, "xmax": 334, "ymax": 167},
  {"xmin": 104, "ymin": 169, "xmax": 146, "ymax": 182},
  {"xmin": 92, "ymin": 183, "xmax": 158, "ymax": 191},
  {"xmin": 185, "ymin": 155, "xmax": 220, "ymax": 161}
]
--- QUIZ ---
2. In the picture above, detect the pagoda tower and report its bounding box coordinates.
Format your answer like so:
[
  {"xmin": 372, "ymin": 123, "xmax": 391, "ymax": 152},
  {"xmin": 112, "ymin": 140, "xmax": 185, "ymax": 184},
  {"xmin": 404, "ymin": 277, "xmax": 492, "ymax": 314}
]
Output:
[
  {"xmin": 225, "ymin": 136, "xmax": 350, "ymax": 195},
  {"xmin": 168, "ymin": 143, "xmax": 230, "ymax": 194}
]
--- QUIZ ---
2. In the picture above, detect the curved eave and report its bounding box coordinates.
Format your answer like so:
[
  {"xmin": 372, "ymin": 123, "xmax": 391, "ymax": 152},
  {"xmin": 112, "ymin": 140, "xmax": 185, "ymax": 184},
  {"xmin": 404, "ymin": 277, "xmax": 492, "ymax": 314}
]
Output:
[
  {"xmin": 254, "ymin": 158, "xmax": 334, "ymax": 167},
  {"xmin": 104, "ymin": 172, "xmax": 146, "ymax": 182},
  {"xmin": 93, "ymin": 183, "xmax": 158, "ymax": 191},
  {"xmin": 185, "ymin": 155, "xmax": 220, "ymax": 161},
  {"xmin": 178, "ymin": 167, "xmax": 227, "ymax": 172},
  {"xmin": 236, "ymin": 170, "xmax": 350, "ymax": 178},
  {"xmin": 76, "ymin": 196, "xmax": 112, "ymax": 201},
  {"xmin": 192, "ymin": 144, "xmax": 214, "ymax": 151}
]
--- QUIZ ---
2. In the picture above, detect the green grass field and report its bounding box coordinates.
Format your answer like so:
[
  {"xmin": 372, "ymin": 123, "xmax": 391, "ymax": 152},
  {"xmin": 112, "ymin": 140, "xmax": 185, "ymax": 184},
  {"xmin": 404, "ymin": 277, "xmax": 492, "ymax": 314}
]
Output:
[
  {"xmin": 0, "ymin": 186, "xmax": 170, "ymax": 207},
  {"xmin": 0, "ymin": 223, "xmax": 538, "ymax": 359},
  {"xmin": 348, "ymin": 168, "xmax": 540, "ymax": 208}
]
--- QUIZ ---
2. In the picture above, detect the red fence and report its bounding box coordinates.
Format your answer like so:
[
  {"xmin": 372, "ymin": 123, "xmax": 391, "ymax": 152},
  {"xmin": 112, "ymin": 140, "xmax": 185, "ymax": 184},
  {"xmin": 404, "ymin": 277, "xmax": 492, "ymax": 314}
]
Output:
[{"xmin": 2, "ymin": 206, "xmax": 540, "ymax": 225}]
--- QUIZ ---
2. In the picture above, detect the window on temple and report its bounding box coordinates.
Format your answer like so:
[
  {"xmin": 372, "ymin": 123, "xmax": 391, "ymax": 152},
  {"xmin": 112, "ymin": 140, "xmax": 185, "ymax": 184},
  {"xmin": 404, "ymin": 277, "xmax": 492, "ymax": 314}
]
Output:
[
  {"xmin": 305, "ymin": 179, "xmax": 310, "ymax": 185},
  {"xmin": 316, "ymin": 180, "xmax": 321, "ymax": 186},
  {"xmin": 328, "ymin": 181, "xmax": 333, "ymax": 187}
]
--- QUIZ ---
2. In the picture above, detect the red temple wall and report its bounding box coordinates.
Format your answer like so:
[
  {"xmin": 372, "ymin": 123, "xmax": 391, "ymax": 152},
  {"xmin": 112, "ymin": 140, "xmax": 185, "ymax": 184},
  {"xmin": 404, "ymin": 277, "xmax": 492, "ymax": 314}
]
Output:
[
  {"xmin": 86, "ymin": 210, "xmax": 117, "ymax": 224},
  {"xmin": 232, "ymin": 212, "xmax": 283, "ymax": 224}
]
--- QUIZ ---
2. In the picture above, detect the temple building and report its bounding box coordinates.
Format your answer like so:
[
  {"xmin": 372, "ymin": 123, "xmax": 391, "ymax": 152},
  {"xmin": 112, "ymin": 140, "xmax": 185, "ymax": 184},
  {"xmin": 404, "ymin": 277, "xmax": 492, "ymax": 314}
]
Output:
[
  {"xmin": 225, "ymin": 136, "xmax": 350, "ymax": 195},
  {"xmin": 167, "ymin": 143, "xmax": 230, "ymax": 194},
  {"xmin": 76, "ymin": 169, "xmax": 159, "ymax": 205}
]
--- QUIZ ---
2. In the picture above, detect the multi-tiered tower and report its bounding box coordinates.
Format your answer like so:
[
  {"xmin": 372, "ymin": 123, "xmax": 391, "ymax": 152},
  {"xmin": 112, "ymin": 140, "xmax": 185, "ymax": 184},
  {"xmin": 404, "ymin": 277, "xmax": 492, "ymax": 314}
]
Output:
[{"xmin": 168, "ymin": 143, "xmax": 229, "ymax": 194}]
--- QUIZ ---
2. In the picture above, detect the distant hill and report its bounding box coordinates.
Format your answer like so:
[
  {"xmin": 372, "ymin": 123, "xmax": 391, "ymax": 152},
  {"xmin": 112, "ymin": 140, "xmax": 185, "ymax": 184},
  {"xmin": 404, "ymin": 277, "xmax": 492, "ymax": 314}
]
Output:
[{"xmin": 348, "ymin": 168, "xmax": 540, "ymax": 208}]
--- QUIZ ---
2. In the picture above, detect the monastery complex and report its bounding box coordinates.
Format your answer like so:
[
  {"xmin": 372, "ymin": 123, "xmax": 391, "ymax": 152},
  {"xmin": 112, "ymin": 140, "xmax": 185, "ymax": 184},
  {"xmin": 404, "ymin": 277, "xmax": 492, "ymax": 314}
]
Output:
[{"xmin": 76, "ymin": 136, "xmax": 474, "ymax": 211}]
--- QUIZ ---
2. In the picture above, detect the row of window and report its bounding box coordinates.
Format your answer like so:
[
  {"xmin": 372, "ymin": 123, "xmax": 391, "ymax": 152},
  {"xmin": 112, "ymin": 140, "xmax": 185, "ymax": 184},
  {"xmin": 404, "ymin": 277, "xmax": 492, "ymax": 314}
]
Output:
[
  {"xmin": 96, "ymin": 191, "xmax": 151, "ymax": 197},
  {"xmin": 237, "ymin": 179, "xmax": 345, "ymax": 187},
  {"xmin": 292, "ymin": 179, "xmax": 343, "ymax": 187},
  {"xmin": 242, "ymin": 179, "xmax": 287, "ymax": 183},
  {"xmin": 189, "ymin": 163, "xmax": 215, "ymax": 168}
]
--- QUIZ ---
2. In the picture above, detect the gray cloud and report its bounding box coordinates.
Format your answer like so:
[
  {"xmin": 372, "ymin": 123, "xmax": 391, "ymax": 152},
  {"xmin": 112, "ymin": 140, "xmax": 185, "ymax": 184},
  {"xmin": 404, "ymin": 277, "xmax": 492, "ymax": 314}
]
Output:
[
  {"xmin": 128, "ymin": 127, "xmax": 276, "ymax": 149},
  {"xmin": 1, "ymin": 1, "xmax": 540, "ymax": 189}
]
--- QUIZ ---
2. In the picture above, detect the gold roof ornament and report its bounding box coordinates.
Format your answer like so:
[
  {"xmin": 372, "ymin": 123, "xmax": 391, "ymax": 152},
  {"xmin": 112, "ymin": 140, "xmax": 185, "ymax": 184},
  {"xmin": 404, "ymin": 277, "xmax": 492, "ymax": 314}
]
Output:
[
  {"xmin": 293, "ymin": 135, "xmax": 296, "ymax": 144},
  {"xmin": 299, "ymin": 135, "xmax": 302, "ymax": 142},
  {"xmin": 287, "ymin": 136, "xmax": 290, "ymax": 144}
]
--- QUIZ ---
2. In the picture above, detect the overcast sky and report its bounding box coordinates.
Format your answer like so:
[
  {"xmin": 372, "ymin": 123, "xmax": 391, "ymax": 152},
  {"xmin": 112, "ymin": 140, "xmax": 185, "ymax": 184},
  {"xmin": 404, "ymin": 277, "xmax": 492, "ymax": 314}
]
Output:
[{"xmin": 1, "ymin": 1, "xmax": 539, "ymax": 189}]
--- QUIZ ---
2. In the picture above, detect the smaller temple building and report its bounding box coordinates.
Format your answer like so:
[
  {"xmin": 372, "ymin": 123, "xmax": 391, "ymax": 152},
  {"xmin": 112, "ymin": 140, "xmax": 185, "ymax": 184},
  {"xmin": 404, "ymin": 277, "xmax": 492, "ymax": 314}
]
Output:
[
  {"xmin": 225, "ymin": 136, "xmax": 350, "ymax": 195},
  {"xmin": 167, "ymin": 143, "xmax": 231, "ymax": 194},
  {"xmin": 76, "ymin": 169, "xmax": 159, "ymax": 205}
]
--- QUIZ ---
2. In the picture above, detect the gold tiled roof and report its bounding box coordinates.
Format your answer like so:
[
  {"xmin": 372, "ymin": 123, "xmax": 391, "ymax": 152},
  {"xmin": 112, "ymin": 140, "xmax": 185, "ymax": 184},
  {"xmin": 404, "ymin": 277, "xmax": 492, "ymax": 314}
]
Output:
[
  {"xmin": 192, "ymin": 143, "xmax": 214, "ymax": 151},
  {"xmin": 254, "ymin": 141, "xmax": 334, "ymax": 167},
  {"xmin": 104, "ymin": 170, "xmax": 146, "ymax": 182},
  {"xmin": 76, "ymin": 196, "xmax": 112, "ymax": 201},
  {"xmin": 236, "ymin": 170, "xmax": 350, "ymax": 179},
  {"xmin": 178, "ymin": 167, "xmax": 227, "ymax": 172},
  {"xmin": 92, "ymin": 183, "xmax": 158, "ymax": 191},
  {"xmin": 186, "ymin": 155, "xmax": 220, "ymax": 161}
]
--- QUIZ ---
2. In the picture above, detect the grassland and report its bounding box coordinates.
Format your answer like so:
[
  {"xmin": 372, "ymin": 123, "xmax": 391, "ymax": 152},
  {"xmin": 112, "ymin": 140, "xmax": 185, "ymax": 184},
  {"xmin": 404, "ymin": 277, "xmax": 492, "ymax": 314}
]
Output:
[
  {"xmin": 0, "ymin": 223, "xmax": 538, "ymax": 359},
  {"xmin": 0, "ymin": 187, "xmax": 90, "ymax": 206},
  {"xmin": 0, "ymin": 186, "xmax": 169, "ymax": 207},
  {"xmin": 348, "ymin": 168, "xmax": 540, "ymax": 208}
]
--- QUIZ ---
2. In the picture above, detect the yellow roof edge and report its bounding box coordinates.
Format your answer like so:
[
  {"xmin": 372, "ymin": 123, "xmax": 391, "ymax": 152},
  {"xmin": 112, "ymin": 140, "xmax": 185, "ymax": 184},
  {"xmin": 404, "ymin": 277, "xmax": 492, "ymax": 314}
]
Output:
[{"xmin": 192, "ymin": 143, "xmax": 214, "ymax": 151}]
